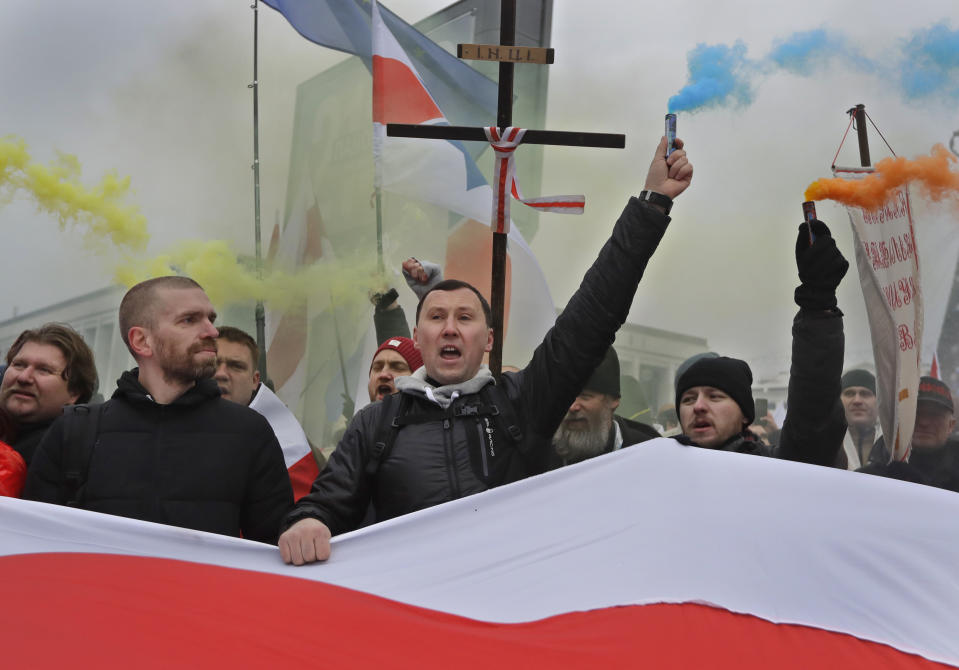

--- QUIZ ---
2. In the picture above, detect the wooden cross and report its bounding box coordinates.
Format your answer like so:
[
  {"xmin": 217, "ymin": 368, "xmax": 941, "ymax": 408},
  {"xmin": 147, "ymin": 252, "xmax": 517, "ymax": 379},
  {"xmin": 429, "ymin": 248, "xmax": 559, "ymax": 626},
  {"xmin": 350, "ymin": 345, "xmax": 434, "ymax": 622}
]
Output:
[{"xmin": 388, "ymin": 0, "xmax": 625, "ymax": 378}]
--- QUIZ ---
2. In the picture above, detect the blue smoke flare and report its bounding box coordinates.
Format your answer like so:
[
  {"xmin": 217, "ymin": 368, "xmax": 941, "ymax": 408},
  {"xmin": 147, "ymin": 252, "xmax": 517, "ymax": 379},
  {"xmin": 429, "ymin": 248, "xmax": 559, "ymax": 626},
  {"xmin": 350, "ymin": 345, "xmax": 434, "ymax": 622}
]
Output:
[
  {"xmin": 668, "ymin": 42, "xmax": 753, "ymax": 113},
  {"xmin": 668, "ymin": 22, "xmax": 956, "ymax": 114},
  {"xmin": 901, "ymin": 23, "xmax": 959, "ymax": 100},
  {"xmin": 769, "ymin": 29, "xmax": 872, "ymax": 75}
]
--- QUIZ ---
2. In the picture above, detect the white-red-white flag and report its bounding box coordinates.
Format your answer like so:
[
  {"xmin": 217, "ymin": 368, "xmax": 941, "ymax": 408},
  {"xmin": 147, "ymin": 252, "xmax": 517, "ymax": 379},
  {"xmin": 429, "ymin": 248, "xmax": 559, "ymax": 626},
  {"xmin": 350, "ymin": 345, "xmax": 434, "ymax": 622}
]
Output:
[{"xmin": 2, "ymin": 440, "xmax": 958, "ymax": 668}]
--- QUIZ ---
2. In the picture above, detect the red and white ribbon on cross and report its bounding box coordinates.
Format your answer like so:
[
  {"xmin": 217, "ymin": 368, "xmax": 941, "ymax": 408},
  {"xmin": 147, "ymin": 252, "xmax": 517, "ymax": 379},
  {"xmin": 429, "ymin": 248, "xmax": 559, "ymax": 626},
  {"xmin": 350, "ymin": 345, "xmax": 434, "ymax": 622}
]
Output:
[{"xmin": 485, "ymin": 126, "xmax": 585, "ymax": 234}]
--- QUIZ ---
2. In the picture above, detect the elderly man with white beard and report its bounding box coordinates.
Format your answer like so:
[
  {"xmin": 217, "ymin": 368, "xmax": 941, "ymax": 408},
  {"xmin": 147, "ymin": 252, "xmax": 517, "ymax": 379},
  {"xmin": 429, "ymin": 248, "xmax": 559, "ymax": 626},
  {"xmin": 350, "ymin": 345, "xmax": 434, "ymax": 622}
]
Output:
[{"xmin": 551, "ymin": 347, "xmax": 659, "ymax": 467}]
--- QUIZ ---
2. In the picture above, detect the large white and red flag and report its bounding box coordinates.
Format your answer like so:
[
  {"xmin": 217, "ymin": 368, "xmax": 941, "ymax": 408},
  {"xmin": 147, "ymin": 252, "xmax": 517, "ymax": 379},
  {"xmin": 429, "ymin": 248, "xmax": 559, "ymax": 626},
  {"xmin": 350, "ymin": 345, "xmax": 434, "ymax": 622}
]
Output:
[
  {"xmin": 371, "ymin": 0, "xmax": 557, "ymax": 367},
  {"xmin": 2, "ymin": 439, "xmax": 958, "ymax": 668},
  {"xmin": 262, "ymin": 175, "xmax": 327, "ymax": 496},
  {"xmin": 836, "ymin": 168, "xmax": 923, "ymax": 461}
]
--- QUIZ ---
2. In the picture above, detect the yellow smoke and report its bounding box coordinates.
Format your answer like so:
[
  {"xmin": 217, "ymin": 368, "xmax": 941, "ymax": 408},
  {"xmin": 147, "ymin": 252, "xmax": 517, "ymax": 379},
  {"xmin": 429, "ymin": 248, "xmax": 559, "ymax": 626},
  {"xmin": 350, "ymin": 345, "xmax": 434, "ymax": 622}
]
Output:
[
  {"xmin": 805, "ymin": 144, "xmax": 959, "ymax": 210},
  {"xmin": 2, "ymin": 136, "xmax": 383, "ymax": 312},
  {"xmin": 0, "ymin": 136, "xmax": 149, "ymax": 251},
  {"xmin": 114, "ymin": 241, "xmax": 380, "ymax": 314}
]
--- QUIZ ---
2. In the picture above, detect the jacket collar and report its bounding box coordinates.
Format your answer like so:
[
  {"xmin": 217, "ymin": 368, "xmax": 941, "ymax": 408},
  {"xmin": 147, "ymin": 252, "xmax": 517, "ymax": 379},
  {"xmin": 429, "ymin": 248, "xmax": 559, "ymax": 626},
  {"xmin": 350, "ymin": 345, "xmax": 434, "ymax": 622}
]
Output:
[
  {"xmin": 396, "ymin": 366, "xmax": 495, "ymax": 409},
  {"xmin": 113, "ymin": 368, "xmax": 221, "ymax": 407}
]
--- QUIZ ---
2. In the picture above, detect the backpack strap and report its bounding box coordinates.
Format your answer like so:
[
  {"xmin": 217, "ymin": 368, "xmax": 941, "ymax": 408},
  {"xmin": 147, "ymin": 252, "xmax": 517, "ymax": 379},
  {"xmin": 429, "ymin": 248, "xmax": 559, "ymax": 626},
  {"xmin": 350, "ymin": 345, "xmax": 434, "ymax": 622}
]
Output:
[
  {"xmin": 61, "ymin": 403, "xmax": 103, "ymax": 507},
  {"xmin": 367, "ymin": 393, "xmax": 403, "ymax": 477},
  {"xmin": 364, "ymin": 385, "xmax": 525, "ymax": 478},
  {"xmin": 480, "ymin": 383, "xmax": 524, "ymax": 444}
]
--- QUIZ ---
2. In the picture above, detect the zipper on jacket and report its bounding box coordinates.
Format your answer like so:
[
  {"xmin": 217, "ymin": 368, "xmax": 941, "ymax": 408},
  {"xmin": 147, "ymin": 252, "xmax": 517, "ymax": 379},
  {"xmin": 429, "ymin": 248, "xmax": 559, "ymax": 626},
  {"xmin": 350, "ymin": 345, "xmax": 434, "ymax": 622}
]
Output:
[
  {"xmin": 443, "ymin": 415, "xmax": 461, "ymax": 499},
  {"xmin": 476, "ymin": 420, "xmax": 489, "ymax": 478}
]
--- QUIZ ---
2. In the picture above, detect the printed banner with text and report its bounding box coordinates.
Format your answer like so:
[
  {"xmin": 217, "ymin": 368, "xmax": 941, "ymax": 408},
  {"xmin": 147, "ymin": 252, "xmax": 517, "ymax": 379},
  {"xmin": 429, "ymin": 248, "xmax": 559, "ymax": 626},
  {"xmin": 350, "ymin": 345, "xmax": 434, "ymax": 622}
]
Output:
[{"xmin": 838, "ymin": 168, "xmax": 923, "ymax": 461}]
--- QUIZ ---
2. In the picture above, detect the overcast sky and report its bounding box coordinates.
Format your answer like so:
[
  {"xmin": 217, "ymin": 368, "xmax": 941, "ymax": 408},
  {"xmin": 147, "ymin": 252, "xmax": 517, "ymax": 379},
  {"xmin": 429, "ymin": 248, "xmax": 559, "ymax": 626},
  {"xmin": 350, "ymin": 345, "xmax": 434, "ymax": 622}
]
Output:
[{"xmin": 2, "ymin": 0, "xmax": 957, "ymax": 378}]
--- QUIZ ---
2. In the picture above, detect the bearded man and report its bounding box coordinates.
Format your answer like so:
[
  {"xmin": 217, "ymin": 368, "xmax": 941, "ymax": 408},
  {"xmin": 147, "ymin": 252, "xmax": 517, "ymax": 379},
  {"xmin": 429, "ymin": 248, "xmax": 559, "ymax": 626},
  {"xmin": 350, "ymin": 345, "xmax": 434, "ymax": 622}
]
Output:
[
  {"xmin": 551, "ymin": 347, "xmax": 659, "ymax": 467},
  {"xmin": 24, "ymin": 276, "xmax": 293, "ymax": 543}
]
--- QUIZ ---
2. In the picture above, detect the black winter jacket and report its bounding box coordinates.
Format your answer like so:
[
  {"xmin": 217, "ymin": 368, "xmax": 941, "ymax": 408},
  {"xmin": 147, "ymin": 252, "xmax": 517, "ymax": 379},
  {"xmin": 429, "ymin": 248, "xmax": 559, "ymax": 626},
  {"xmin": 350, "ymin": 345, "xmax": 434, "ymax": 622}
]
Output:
[
  {"xmin": 11, "ymin": 419, "xmax": 55, "ymax": 467},
  {"xmin": 548, "ymin": 414, "xmax": 660, "ymax": 469},
  {"xmin": 24, "ymin": 370, "xmax": 293, "ymax": 543},
  {"xmin": 287, "ymin": 198, "xmax": 672, "ymax": 535},
  {"xmin": 616, "ymin": 415, "xmax": 661, "ymax": 448}
]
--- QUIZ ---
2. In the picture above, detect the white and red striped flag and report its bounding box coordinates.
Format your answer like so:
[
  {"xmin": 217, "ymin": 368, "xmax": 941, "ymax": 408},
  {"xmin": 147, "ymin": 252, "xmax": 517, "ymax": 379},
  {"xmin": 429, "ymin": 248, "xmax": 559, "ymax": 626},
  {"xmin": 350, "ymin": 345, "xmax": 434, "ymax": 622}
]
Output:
[
  {"xmin": 485, "ymin": 125, "xmax": 584, "ymax": 234},
  {"xmin": 262, "ymin": 175, "xmax": 326, "ymax": 498},
  {"xmin": 2, "ymin": 439, "xmax": 958, "ymax": 667}
]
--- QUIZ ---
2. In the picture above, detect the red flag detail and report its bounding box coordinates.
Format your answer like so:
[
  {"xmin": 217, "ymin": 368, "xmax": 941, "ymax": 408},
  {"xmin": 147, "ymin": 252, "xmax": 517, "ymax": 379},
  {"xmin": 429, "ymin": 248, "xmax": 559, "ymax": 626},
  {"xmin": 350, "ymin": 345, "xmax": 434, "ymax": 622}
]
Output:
[
  {"xmin": 372, "ymin": 56, "xmax": 442, "ymax": 124},
  {"xmin": 2, "ymin": 553, "xmax": 951, "ymax": 669}
]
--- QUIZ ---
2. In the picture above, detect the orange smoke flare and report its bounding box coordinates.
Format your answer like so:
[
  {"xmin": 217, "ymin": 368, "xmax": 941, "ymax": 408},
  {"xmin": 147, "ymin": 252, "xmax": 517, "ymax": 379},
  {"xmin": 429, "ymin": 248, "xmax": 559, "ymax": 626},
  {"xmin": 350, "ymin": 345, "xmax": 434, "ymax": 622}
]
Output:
[{"xmin": 804, "ymin": 144, "xmax": 959, "ymax": 210}]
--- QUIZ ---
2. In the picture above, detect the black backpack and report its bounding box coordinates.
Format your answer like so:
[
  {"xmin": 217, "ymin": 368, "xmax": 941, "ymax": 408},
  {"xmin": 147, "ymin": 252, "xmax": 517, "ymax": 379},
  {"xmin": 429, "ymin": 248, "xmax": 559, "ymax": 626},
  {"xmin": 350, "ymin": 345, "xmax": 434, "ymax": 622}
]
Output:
[{"xmin": 59, "ymin": 403, "xmax": 105, "ymax": 507}]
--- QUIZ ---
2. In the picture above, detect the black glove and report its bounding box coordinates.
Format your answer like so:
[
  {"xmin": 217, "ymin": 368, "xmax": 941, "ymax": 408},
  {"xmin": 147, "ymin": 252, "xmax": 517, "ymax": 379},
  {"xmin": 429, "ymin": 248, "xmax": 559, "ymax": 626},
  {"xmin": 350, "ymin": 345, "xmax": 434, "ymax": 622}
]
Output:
[
  {"xmin": 370, "ymin": 287, "xmax": 399, "ymax": 313},
  {"xmin": 794, "ymin": 219, "xmax": 849, "ymax": 311}
]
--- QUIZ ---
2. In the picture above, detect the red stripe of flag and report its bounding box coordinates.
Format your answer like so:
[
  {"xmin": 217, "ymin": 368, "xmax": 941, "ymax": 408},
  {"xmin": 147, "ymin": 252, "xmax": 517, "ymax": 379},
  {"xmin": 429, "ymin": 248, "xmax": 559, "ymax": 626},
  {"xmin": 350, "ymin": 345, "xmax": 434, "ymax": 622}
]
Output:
[{"xmin": 2, "ymin": 553, "xmax": 950, "ymax": 669}]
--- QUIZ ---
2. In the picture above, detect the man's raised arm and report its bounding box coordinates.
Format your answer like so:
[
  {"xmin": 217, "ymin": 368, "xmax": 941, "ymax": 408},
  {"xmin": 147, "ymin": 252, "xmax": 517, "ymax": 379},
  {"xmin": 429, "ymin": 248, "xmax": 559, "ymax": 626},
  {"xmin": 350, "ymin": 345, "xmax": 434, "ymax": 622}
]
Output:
[
  {"xmin": 777, "ymin": 219, "xmax": 849, "ymax": 465},
  {"xmin": 518, "ymin": 136, "xmax": 693, "ymax": 445}
]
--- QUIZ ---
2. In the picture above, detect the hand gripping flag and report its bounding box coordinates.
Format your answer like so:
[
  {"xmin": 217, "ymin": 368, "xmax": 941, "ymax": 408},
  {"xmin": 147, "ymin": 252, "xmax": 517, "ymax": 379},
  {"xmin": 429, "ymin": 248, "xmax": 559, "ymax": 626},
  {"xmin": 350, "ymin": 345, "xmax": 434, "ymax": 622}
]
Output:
[{"xmin": 485, "ymin": 126, "xmax": 585, "ymax": 234}]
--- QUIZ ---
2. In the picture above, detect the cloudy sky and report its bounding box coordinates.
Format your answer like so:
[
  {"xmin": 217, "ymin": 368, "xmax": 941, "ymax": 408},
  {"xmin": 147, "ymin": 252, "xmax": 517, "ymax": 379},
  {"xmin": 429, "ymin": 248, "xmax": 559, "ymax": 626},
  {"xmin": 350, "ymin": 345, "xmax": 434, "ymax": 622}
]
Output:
[{"xmin": 2, "ymin": 0, "xmax": 957, "ymax": 378}]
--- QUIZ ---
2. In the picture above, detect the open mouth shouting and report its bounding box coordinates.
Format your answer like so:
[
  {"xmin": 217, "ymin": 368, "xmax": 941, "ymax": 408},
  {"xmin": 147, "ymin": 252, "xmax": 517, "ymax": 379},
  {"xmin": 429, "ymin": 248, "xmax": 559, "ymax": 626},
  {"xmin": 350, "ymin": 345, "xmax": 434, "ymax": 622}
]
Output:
[{"xmin": 439, "ymin": 345, "xmax": 461, "ymax": 360}]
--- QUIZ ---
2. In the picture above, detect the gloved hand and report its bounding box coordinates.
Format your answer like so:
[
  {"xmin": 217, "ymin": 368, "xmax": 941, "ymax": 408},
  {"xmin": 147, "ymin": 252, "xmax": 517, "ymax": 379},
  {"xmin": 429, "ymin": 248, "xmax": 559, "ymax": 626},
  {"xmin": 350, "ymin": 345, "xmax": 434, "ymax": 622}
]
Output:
[
  {"xmin": 402, "ymin": 258, "xmax": 443, "ymax": 300},
  {"xmin": 794, "ymin": 219, "xmax": 849, "ymax": 311}
]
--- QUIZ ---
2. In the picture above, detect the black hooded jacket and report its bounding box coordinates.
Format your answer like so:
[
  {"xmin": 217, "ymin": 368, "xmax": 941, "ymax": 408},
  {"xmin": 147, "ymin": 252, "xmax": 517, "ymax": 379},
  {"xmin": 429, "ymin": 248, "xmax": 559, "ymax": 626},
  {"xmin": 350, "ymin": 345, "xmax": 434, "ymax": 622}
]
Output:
[{"xmin": 24, "ymin": 370, "xmax": 293, "ymax": 543}]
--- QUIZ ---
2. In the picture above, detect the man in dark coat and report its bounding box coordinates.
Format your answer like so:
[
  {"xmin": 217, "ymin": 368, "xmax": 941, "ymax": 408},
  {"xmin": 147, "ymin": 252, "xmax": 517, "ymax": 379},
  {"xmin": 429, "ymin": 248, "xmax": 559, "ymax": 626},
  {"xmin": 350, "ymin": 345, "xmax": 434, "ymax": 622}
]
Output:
[
  {"xmin": 279, "ymin": 134, "xmax": 694, "ymax": 565},
  {"xmin": 862, "ymin": 376, "xmax": 959, "ymax": 492},
  {"xmin": 551, "ymin": 347, "xmax": 659, "ymax": 468},
  {"xmin": 25, "ymin": 276, "xmax": 293, "ymax": 543},
  {"xmin": 674, "ymin": 219, "xmax": 849, "ymax": 467}
]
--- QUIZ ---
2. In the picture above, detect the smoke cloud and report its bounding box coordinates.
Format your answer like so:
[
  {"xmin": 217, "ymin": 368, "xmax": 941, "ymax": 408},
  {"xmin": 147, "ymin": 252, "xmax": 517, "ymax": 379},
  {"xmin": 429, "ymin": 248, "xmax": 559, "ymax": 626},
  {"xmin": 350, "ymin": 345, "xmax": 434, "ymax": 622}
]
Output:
[
  {"xmin": 667, "ymin": 42, "xmax": 753, "ymax": 113},
  {"xmin": 804, "ymin": 143, "xmax": 959, "ymax": 210},
  {"xmin": 1, "ymin": 136, "xmax": 380, "ymax": 313},
  {"xmin": 669, "ymin": 23, "xmax": 959, "ymax": 114},
  {"xmin": 0, "ymin": 136, "xmax": 148, "ymax": 252},
  {"xmin": 901, "ymin": 23, "xmax": 959, "ymax": 100}
]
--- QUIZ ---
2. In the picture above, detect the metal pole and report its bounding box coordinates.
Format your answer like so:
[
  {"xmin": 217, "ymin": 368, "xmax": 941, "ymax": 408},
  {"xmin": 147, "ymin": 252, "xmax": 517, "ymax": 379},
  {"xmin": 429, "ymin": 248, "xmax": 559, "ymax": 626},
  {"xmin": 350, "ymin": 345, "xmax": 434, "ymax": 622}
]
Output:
[
  {"xmin": 250, "ymin": 0, "xmax": 268, "ymax": 380},
  {"xmin": 375, "ymin": 188, "xmax": 384, "ymax": 273},
  {"xmin": 854, "ymin": 103, "xmax": 871, "ymax": 168}
]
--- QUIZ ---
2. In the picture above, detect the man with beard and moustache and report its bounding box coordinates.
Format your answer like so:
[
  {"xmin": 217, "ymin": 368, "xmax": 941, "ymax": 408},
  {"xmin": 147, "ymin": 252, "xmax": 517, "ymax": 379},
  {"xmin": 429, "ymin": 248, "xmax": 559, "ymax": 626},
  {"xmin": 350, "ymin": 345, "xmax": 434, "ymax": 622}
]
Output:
[
  {"xmin": 0, "ymin": 324, "xmax": 98, "ymax": 468},
  {"xmin": 673, "ymin": 217, "xmax": 849, "ymax": 467},
  {"xmin": 25, "ymin": 277, "xmax": 293, "ymax": 543},
  {"xmin": 551, "ymin": 347, "xmax": 659, "ymax": 467}
]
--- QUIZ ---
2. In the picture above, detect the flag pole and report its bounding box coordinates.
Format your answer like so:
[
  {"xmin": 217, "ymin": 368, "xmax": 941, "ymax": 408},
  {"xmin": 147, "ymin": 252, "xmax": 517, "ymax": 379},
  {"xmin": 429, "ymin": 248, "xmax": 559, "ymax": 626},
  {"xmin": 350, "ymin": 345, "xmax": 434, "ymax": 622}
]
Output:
[
  {"xmin": 853, "ymin": 103, "xmax": 871, "ymax": 168},
  {"xmin": 375, "ymin": 188, "xmax": 385, "ymax": 273},
  {"xmin": 250, "ymin": 0, "xmax": 269, "ymax": 381}
]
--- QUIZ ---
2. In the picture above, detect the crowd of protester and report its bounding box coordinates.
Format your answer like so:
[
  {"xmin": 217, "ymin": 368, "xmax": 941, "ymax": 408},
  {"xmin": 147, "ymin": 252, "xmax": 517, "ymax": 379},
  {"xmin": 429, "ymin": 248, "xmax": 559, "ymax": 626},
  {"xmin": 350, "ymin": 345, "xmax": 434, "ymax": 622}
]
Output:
[{"xmin": 1, "ymin": 133, "xmax": 956, "ymax": 564}]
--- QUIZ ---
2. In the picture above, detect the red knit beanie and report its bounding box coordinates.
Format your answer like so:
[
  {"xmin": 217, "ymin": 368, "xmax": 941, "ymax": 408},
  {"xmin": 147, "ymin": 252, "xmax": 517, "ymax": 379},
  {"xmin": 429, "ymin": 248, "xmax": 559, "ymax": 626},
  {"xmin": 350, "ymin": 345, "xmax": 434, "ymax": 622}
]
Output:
[{"xmin": 371, "ymin": 337, "xmax": 422, "ymax": 373}]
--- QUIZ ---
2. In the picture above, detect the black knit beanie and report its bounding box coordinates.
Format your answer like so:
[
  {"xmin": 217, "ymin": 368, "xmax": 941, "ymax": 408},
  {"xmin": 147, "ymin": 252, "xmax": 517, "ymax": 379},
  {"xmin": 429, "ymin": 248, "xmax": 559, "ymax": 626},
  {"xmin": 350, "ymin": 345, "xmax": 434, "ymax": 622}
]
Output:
[
  {"xmin": 584, "ymin": 347, "xmax": 620, "ymax": 397},
  {"xmin": 675, "ymin": 356, "xmax": 755, "ymax": 424},
  {"xmin": 841, "ymin": 369, "xmax": 875, "ymax": 394}
]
